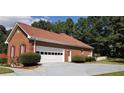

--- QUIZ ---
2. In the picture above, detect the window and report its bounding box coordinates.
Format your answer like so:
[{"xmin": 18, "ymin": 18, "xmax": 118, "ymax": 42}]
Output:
[
  {"xmin": 10, "ymin": 46, "xmax": 15, "ymax": 58},
  {"xmin": 20, "ymin": 44, "xmax": 26, "ymax": 55},
  {"xmin": 55, "ymin": 53, "xmax": 57, "ymax": 55},
  {"xmin": 58, "ymin": 53, "xmax": 60, "ymax": 55},
  {"xmin": 52, "ymin": 52, "xmax": 54, "ymax": 55},
  {"xmin": 60, "ymin": 53, "xmax": 63, "ymax": 55},
  {"xmin": 48, "ymin": 52, "xmax": 51, "ymax": 55},
  {"xmin": 41, "ymin": 52, "xmax": 44, "ymax": 55},
  {"xmin": 45, "ymin": 52, "xmax": 47, "ymax": 55}
]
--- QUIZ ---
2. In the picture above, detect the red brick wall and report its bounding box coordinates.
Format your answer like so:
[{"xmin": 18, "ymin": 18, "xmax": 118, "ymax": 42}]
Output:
[
  {"xmin": 36, "ymin": 41, "xmax": 92, "ymax": 62},
  {"xmin": 71, "ymin": 49, "xmax": 92, "ymax": 57},
  {"xmin": 7, "ymin": 28, "xmax": 33, "ymax": 64},
  {"xmin": 0, "ymin": 54, "xmax": 7, "ymax": 58},
  {"xmin": 7, "ymin": 28, "xmax": 92, "ymax": 63}
]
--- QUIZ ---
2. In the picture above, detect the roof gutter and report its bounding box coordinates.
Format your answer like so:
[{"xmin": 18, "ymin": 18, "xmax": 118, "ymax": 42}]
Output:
[{"xmin": 29, "ymin": 36, "xmax": 92, "ymax": 49}]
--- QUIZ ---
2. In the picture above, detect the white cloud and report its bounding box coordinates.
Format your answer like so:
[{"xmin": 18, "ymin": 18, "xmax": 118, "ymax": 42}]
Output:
[
  {"xmin": 0, "ymin": 16, "xmax": 49, "ymax": 30},
  {"xmin": 32, "ymin": 18, "xmax": 48, "ymax": 23}
]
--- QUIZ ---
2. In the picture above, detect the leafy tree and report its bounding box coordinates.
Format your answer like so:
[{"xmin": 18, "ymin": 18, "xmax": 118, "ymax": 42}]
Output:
[
  {"xmin": 64, "ymin": 18, "xmax": 74, "ymax": 35},
  {"xmin": 32, "ymin": 20, "xmax": 52, "ymax": 31},
  {"xmin": 52, "ymin": 20, "xmax": 66, "ymax": 33},
  {"xmin": 31, "ymin": 16, "xmax": 124, "ymax": 58},
  {"xmin": 0, "ymin": 25, "xmax": 8, "ymax": 53}
]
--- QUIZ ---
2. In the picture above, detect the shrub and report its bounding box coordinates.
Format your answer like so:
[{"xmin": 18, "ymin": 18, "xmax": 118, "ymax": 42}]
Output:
[
  {"xmin": 72, "ymin": 56, "xmax": 96, "ymax": 63},
  {"xmin": 72, "ymin": 56, "xmax": 86, "ymax": 63},
  {"xmin": 85, "ymin": 57, "xmax": 96, "ymax": 62},
  {"xmin": 0, "ymin": 58, "xmax": 8, "ymax": 64},
  {"xmin": 19, "ymin": 53, "xmax": 41, "ymax": 66}
]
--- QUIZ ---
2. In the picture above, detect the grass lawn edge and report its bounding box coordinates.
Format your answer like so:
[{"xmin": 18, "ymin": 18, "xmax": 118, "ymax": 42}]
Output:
[
  {"xmin": 0, "ymin": 67, "xmax": 14, "ymax": 74},
  {"xmin": 95, "ymin": 71, "xmax": 124, "ymax": 76}
]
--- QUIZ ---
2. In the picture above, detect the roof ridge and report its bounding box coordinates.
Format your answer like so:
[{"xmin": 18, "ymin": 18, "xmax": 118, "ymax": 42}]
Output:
[{"xmin": 17, "ymin": 22, "xmax": 93, "ymax": 49}]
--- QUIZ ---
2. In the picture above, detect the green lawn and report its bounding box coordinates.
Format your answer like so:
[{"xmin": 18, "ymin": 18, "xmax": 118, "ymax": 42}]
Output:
[
  {"xmin": 0, "ymin": 68, "xmax": 14, "ymax": 74},
  {"xmin": 96, "ymin": 71, "xmax": 124, "ymax": 76},
  {"xmin": 94, "ymin": 58, "xmax": 124, "ymax": 65},
  {"xmin": 0, "ymin": 64, "xmax": 10, "ymax": 67}
]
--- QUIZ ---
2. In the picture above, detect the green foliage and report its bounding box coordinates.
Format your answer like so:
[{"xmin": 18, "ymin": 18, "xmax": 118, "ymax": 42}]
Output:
[
  {"xmin": 96, "ymin": 71, "xmax": 124, "ymax": 76},
  {"xmin": 85, "ymin": 57, "xmax": 96, "ymax": 62},
  {"xmin": 0, "ymin": 68, "xmax": 14, "ymax": 74},
  {"xmin": 0, "ymin": 25, "xmax": 8, "ymax": 53},
  {"xmin": 19, "ymin": 53, "xmax": 41, "ymax": 66},
  {"xmin": 31, "ymin": 17, "xmax": 124, "ymax": 57},
  {"xmin": 72, "ymin": 56, "xmax": 86, "ymax": 63},
  {"xmin": 52, "ymin": 20, "xmax": 66, "ymax": 33},
  {"xmin": 32, "ymin": 20, "xmax": 52, "ymax": 31},
  {"xmin": 72, "ymin": 56, "xmax": 96, "ymax": 63},
  {"xmin": 0, "ymin": 25, "xmax": 11, "ymax": 54},
  {"xmin": 0, "ymin": 58, "xmax": 7, "ymax": 64},
  {"xmin": 12, "ymin": 16, "xmax": 124, "ymax": 58}
]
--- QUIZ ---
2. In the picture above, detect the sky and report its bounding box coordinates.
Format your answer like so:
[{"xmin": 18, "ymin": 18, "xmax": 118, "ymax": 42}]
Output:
[
  {"xmin": 0, "ymin": 16, "xmax": 85, "ymax": 30},
  {"xmin": 32, "ymin": 16, "xmax": 85, "ymax": 22}
]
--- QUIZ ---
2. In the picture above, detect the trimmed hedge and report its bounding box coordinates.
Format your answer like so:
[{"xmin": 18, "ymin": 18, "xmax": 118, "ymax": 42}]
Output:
[
  {"xmin": 85, "ymin": 57, "xmax": 96, "ymax": 62},
  {"xmin": 19, "ymin": 53, "xmax": 41, "ymax": 66},
  {"xmin": 0, "ymin": 58, "xmax": 7, "ymax": 64},
  {"xmin": 72, "ymin": 56, "xmax": 96, "ymax": 63},
  {"xmin": 72, "ymin": 56, "xmax": 85, "ymax": 63}
]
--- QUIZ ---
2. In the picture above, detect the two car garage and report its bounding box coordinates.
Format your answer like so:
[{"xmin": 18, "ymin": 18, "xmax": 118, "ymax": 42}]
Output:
[{"xmin": 36, "ymin": 46, "xmax": 65, "ymax": 63}]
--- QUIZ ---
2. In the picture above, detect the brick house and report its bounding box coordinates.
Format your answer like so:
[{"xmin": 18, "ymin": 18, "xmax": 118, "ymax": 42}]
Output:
[
  {"xmin": 5, "ymin": 22, "xmax": 93, "ymax": 64},
  {"xmin": 0, "ymin": 54, "xmax": 7, "ymax": 58}
]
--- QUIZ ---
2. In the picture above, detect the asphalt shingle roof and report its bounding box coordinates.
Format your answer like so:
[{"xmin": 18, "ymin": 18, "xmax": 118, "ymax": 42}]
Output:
[{"xmin": 18, "ymin": 22, "xmax": 93, "ymax": 49}]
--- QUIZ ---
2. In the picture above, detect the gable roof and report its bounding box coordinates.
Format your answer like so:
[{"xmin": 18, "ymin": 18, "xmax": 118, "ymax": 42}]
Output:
[{"xmin": 5, "ymin": 22, "xmax": 93, "ymax": 49}]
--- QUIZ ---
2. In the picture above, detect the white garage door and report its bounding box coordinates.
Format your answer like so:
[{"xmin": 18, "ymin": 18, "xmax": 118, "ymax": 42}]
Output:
[{"xmin": 36, "ymin": 46, "xmax": 64, "ymax": 63}]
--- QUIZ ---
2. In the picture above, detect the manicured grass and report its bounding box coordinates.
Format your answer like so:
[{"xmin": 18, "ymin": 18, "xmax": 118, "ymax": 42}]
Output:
[
  {"xmin": 96, "ymin": 71, "xmax": 124, "ymax": 76},
  {"xmin": 0, "ymin": 68, "xmax": 14, "ymax": 74},
  {"xmin": 0, "ymin": 64, "xmax": 10, "ymax": 67},
  {"xmin": 94, "ymin": 58, "xmax": 124, "ymax": 65},
  {"xmin": 97, "ymin": 60, "xmax": 124, "ymax": 64}
]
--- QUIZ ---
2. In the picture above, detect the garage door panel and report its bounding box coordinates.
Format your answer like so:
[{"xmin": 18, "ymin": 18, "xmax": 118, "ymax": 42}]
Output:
[{"xmin": 36, "ymin": 46, "xmax": 64, "ymax": 63}]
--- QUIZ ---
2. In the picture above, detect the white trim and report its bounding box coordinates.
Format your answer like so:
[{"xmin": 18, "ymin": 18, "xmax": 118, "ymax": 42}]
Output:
[
  {"xmin": 67, "ymin": 50, "xmax": 72, "ymax": 62},
  {"xmin": 30, "ymin": 36, "xmax": 71, "ymax": 46},
  {"xmin": 17, "ymin": 23, "xmax": 31, "ymax": 39},
  {"xmin": 70, "ymin": 50, "xmax": 72, "ymax": 62},
  {"xmin": 90, "ymin": 51, "xmax": 93, "ymax": 57},
  {"xmin": 5, "ymin": 23, "xmax": 18, "ymax": 44},
  {"xmin": 5, "ymin": 23, "xmax": 31, "ymax": 44},
  {"xmin": 11, "ymin": 46, "xmax": 14, "ymax": 58},
  {"xmin": 68, "ymin": 50, "xmax": 72, "ymax": 62},
  {"xmin": 30, "ymin": 36, "xmax": 91, "ymax": 49},
  {"xmin": 33, "ymin": 40, "xmax": 36, "ymax": 53},
  {"xmin": 63, "ymin": 49, "xmax": 65, "ymax": 62},
  {"xmin": 88, "ymin": 50, "xmax": 93, "ymax": 57}
]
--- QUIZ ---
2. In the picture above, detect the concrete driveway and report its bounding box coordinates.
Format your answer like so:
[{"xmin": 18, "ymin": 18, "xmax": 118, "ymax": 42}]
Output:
[{"xmin": 1, "ymin": 62, "xmax": 124, "ymax": 76}]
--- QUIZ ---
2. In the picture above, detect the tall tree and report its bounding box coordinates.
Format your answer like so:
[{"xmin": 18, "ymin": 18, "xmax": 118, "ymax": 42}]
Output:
[
  {"xmin": 0, "ymin": 25, "xmax": 8, "ymax": 53},
  {"xmin": 52, "ymin": 20, "xmax": 66, "ymax": 33},
  {"xmin": 31, "ymin": 16, "xmax": 124, "ymax": 58},
  {"xmin": 64, "ymin": 18, "xmax": 74, "ymax": 35},
  {"xmin": 32, "ymin": 20, "xmax": 52, "ymax": 31}
]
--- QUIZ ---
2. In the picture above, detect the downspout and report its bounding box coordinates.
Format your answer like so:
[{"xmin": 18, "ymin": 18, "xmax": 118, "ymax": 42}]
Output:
[{"xmin": 33, "ymin": 39, "xmax": 36, "ymax": 53}]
